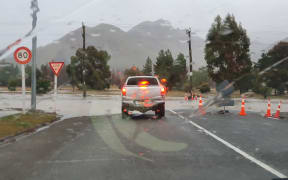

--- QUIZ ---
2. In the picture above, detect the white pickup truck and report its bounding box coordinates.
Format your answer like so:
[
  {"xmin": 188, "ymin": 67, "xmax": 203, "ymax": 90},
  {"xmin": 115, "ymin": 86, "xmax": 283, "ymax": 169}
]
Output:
[{"xmin": 121, "ymin": 76, "xmax": 166, "ymax": 118}]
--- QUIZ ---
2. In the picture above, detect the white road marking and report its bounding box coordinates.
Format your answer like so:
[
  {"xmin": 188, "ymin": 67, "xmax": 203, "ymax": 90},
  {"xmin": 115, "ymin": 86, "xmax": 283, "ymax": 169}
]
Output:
[{"xmin": 168, "ymin": 109, "xmax": 287, "ymax": 179}]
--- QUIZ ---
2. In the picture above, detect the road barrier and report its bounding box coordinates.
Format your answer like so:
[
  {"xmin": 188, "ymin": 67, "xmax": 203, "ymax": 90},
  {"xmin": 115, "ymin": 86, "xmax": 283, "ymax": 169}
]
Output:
[{"xmin": 239, "ymin": 96, "xmax": 247, "ymax": 116}]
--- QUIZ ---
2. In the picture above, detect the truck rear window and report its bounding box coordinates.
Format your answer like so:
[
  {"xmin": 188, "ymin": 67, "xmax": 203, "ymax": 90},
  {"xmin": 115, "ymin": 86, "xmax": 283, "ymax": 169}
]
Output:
[{"xmin": 126, "ymin": 78, "xmax": 159, "ymax": 86}]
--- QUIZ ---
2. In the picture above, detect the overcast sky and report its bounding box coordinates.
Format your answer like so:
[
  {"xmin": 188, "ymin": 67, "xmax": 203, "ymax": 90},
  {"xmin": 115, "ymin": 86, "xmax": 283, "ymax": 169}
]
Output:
[{"xmin": 0, "ymin": 0, "xmax": 288, "ymax": 49}]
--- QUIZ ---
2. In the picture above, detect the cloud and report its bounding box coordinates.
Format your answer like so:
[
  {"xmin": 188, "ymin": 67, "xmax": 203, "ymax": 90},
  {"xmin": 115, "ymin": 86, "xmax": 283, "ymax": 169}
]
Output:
[{"xmin": 0, "ymin": 0, "xmax": 288, "ymax": 48}]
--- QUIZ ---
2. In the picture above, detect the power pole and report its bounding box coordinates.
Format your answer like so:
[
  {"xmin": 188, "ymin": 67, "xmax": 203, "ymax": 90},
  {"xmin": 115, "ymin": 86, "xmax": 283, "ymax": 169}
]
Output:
[
  {"xmin": 31, "ymin": 0, "xmax": 39, "ymax": 111},
  {"xmin": 82, "ymin": 22, "xmax": 87, "ymax": 98},
  {"xmin": 186, "ymin": 28, "xmax": 193, "ymax": 92}
]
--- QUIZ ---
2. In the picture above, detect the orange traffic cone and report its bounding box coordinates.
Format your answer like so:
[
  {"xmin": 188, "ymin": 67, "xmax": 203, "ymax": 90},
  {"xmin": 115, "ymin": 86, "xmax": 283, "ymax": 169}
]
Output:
[
  {"xmin": 198, "ymin": 95, "xmax": 203, "ymax": 107},
  {"xmin": 239, "ymin": 97, "xmax": 247, "ymax": 116},
  {"xmin": 264, "ymin": 99, "xmax": 272, "ymax": 117},
  {"xmin": 274, "ymin": 101, "xmax": 281, "ymax": 119},
  {"xmin": 198, "ymin": 95, "xmax": 206, "ymax": 115}
]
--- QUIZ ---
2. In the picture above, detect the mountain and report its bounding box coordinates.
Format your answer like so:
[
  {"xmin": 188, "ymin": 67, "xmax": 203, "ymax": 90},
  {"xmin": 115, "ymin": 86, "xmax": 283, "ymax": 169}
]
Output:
[
  {"xmin": 282, "ymin": 37, "xmax": 288, "ymax": 42},
  {"xmin": 9, "ymin": 19, "xmax": 276, "ymax": 69},
  {"xmin": 251, "ymin": 37, "xmax": 288, "ymax": 59},
  {"xmin": 35, "ymin": 19, "xmax": 206, "ymax": 70}
]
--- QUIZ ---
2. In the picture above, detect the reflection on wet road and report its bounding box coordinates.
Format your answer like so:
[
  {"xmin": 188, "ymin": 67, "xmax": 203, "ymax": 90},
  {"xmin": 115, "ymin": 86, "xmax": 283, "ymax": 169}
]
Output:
[
  {"xmin": 92, "ymin": 114, "xmax": 187, "ymax": 161},
  {"xmin": 0, "ymin": 109, "xmax": 282, "ymax": 180}
]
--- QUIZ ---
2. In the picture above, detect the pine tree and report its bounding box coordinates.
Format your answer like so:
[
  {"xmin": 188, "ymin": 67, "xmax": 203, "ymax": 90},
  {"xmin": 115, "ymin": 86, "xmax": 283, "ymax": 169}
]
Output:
[
  {"xmin": 142, "ymin": 57, "xmax": 153, "ymax": 76},
  {"xmin": 172, "ymin": 53, "xmax": 187, "ymax": 89},
  {"xmin": 67, "ymin": 46, "xmax": 111, "ymax": 90},
  {"xmin": 154, "ymin": 49, "xmax": 174, "ymax": 89},
  {"xmin": 205, "ymin": 14, "xmax": 252, "ymax": 93}
]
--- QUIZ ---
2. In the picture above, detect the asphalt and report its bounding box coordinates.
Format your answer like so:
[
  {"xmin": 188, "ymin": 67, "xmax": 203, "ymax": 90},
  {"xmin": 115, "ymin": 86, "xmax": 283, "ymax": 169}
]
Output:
[
  {"xmin": 177, "ymin": 109, "xmax": 288, "ymax": 176},
  {"xmin": 0, "ymin": 108, "xmax": 286, "ymax": 180}
]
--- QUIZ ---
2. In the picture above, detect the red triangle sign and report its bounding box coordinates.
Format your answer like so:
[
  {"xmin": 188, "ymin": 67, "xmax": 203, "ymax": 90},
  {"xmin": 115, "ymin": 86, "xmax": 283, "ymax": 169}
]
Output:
[{"xmin": 49, "ymin": 62, "xmax": 64, "ymax": 76}]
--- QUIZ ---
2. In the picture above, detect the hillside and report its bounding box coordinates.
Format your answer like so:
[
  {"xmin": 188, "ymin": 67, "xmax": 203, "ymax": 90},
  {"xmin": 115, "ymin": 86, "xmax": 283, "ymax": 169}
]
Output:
[{"xmin": 35, "ymin": 19, "xmax": 206, "ymax": 69}]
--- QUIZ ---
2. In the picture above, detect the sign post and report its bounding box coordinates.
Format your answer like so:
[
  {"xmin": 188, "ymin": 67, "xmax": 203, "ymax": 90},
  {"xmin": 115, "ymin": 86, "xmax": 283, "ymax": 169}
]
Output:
[
  {"xmin": 49, "ymin": 62, "xmax": 64, "ymax": 113},
  {"xmin": 54, "ymin": 74, "xmax": 57, "ymax": 96},
  {"xmin": 14, "ymin": 47, "xmax": 32, "ymax": 113},
  {"xmin": 21, "ymin": 64, "xmax": 25, "ymax": 110}
]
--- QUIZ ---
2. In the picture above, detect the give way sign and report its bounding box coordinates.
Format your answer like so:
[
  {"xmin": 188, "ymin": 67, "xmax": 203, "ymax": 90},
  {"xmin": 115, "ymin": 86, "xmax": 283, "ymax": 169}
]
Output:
[{"xmin": 49, "ymin": 62, "xmax": 64, "ymax": 76}]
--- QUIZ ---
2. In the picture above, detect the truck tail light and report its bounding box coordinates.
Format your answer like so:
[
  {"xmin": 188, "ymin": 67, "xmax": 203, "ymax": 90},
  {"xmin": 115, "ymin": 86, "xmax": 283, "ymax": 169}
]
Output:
[
  {"xmin": 122, "ymin": 87, "xmax": 126, "ymax": 96},
  {"xmin": 138, "ymin": 81, "xmax": 149, "ymax": 87},
  {"xmin": 161, "ymin": 87, "xmax": 166, "ymax": 96}
]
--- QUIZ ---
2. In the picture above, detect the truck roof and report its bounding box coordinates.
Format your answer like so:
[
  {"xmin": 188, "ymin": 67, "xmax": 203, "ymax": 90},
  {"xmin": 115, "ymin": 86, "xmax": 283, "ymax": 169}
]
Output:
[{"xmin": 127, "ymin": 76, "xmax": 157, "ymax": 78}]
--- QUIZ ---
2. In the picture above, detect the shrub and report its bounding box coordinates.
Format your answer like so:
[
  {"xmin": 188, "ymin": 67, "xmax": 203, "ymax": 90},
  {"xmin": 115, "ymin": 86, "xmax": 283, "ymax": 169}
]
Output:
[
  {"xmin": 37, "ymin": 79, "xmax": 51, "ymax": 94},
  {"xmin": 8, "ymin": 79, "xmax": 18, "ymax": 91},
  {"xmin": 199, "ymin": 83, "xmax": 210, "ymax": 93}
]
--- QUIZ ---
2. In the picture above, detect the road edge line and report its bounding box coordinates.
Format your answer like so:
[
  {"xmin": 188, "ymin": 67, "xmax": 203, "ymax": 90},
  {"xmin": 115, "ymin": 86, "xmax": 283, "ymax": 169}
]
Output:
[{"xmin": 168, "ymin": 109, "xmax": 287, "ymax": 179}]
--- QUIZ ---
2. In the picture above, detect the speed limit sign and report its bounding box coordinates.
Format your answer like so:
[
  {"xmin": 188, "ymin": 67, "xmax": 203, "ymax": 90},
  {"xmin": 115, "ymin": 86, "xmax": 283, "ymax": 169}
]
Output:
[{"xmin": 14, "ymin": 46, "xmax": 32, "ymax": 64}]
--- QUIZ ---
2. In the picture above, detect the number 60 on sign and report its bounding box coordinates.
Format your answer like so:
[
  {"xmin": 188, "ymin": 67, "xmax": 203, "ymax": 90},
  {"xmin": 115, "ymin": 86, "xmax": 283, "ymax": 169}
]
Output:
[{"xmin": 14, "ymin": 47, "xmax": 32, "ymax": 65}]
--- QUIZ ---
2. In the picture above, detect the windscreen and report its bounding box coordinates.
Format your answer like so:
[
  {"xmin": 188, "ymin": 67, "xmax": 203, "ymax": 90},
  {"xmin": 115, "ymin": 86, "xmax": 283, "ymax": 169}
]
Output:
[
  {"xmin": 1, "ymin": 1, "xmax": 288, "ymax": 180},
  {"xmin": 126, "ymin": 77, "xmax": 159, "ymax": 86}
]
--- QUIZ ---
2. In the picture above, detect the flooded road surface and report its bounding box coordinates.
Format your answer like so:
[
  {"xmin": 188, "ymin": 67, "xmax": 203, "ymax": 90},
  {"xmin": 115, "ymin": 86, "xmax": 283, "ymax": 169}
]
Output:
[{"xmin": 0, "ymin": 110, "xmax": 283, "ymax": 180}]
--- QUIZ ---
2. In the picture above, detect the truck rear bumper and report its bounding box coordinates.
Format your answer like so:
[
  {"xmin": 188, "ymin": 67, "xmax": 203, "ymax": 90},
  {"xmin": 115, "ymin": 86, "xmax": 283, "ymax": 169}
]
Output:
[{"xmin": 122, "ymin": 98, "xmax": 165, "ymax": 113}]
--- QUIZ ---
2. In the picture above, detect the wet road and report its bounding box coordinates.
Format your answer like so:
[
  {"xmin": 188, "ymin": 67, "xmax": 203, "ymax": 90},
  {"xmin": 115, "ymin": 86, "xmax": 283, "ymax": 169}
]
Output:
[{"xmin": 1, "ymin": 106, "xmax": 287, "ymax": 180}]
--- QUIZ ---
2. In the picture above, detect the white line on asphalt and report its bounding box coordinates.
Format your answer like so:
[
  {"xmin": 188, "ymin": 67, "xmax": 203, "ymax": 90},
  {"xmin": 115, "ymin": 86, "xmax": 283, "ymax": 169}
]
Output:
[{"xmin": 168, "ymin": 109, "xmax": 287, "ymax": 179}]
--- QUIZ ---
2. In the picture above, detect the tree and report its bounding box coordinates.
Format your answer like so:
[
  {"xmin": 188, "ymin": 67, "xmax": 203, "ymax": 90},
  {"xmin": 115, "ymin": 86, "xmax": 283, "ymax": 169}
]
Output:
[
  {"xmin": 25, "ymin": 65, "xmax": 52, "ymax": 94},
  {"xmin": 255, "ymin": 41, "xmax": 288, "ymax": 95},
  {"xmin": 111, "ymin": 70, "xmax": 123, "ymax": 88},
  {"xmin": 66, "ymin": 56, "xmax": 80, "ymax": 91},
  {"xmin": 199, "ymin": 83, "xmax": 211, "ymax": 93},
  {"xmin": 192, "ymin": 67, "xmax": 209, "ymax": 87},
  {"xmin": 205, "ymin": 14, "xmax": 252, "ymax": 93},
  {"xmin": 124, "ymin": 66, "xmax": 143, "ymax": 77},
  {"xmin": 183, "ymin": 67, "xmax": 210, "ymax": 92},
  {"xmin": 251, "ymin": 70, "xmax": 272, "ymax": 98},
  {"xmin": 142, "ymin": 57, "xmax": 153, "ymax": 75},
  {"xmin": 40, "ymin": 64, "xmax": 53, "ymax": 81},
  {"xmin": 67, "ymin": 46, "xmax": 111, "ymax": 90},
  {"xmin": 0, "ymin": 64, "xmax": 20, "ymax": 86},
  {"xmin": 8, "ymin": 79, "xmax": 18, "ymax": 91},
  {"xmin": 154, "ymin": 49, "xmax": 174, "ymax": 89},
  {"xmin": 172, "ymin": 53, "xmax": 187, "ymax": 89}
]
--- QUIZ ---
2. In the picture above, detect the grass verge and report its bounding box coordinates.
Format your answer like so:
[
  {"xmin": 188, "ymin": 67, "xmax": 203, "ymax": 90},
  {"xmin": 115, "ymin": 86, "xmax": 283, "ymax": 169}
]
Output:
[{"xmin": 0, "ymin": 111, "xmax": 57, "ymax": 140}]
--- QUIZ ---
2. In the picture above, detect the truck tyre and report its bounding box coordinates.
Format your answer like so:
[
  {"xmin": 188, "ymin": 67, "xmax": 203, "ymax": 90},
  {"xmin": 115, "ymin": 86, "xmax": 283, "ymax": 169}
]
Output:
[
  {"xmin": 156, "ymin": 103, "xmax": 165, "ymax": 117},
  {"xmin": 122, "ymin": 104, "xmax": 128, "ymax": 119}
]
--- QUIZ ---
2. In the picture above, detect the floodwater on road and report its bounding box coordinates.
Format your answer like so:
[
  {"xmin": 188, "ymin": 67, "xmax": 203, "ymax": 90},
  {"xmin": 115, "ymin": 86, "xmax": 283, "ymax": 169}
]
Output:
[{"xmin": 0, "ymin": 93, "xmax": 287, "ymax": 119}]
